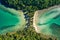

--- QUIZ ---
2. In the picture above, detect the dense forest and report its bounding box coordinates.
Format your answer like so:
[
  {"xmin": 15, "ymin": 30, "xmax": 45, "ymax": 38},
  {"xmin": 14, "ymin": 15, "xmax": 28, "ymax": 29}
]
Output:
[
  {"xmin": 0, "ymin": 0, "xmax": 60, "ymax": 40},
  {"xmin": 0, "ymin": 27, "xmax": 56, "ymax": 40},
  {"xmin": 1, "ymin": 0, "xmax": 60, "ymax": 17}
]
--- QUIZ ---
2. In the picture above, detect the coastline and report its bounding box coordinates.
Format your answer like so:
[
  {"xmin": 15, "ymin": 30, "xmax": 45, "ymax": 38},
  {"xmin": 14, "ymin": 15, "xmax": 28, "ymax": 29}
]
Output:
[
  {"xmin": 33, "ymin": 5, "xmax": 60, "ymax": 33},
  {"xmin": 0, "ymin": 5, "xmax": 26, "ymax": 34},
  {"xmin": 33, "ymin": 5, "xmax": 60, "ymax": 40}
]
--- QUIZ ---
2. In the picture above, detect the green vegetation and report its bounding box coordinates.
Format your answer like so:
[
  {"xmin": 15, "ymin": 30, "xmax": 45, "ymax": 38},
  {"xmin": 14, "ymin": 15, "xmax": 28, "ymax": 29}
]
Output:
[
  {"xmin": 1, "ymin": 0, "xmax": 60, "ymax": 17},
  {"xmin": 0, "ymin": 27, "xmax": 56, "ymax": 40},
  {"xmin": 0, "ymin": 0, "xmax": 60, "ymax": 40}
]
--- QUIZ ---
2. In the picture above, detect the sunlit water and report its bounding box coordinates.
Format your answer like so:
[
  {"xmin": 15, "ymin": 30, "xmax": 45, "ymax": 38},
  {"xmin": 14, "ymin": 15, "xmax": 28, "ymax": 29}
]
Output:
[
  {"xmin": 34, "ymin": 7, "xmax": 60, "ymax": 40},
  {"xmin": 0, "ymin": 5, "xmax": 25, "ymax": 34}
]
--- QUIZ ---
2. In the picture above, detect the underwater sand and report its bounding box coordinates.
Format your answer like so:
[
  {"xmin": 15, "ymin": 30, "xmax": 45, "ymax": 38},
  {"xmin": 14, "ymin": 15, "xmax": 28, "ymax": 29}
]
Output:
[{"xmin": 0, "ymin": 5, "xmax": 25, "ymax": 34}]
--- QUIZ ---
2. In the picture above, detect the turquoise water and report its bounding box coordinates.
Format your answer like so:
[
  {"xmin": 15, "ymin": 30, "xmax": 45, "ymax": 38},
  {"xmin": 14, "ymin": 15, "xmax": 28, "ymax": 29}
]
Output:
[
  {"xmin": 39, "ymin": 8, "xmax": 60, "ymax": 25},
  {"xmin": 37, "ymin": 7, "xmax": 60, "ymax": 40},
  {"xmin": 0, "ymin": 5, "xmax": 25, "ymax": 34},
  {"xmin": 0, "ymin": 9, "xmax": 19, "ymax": 30}
]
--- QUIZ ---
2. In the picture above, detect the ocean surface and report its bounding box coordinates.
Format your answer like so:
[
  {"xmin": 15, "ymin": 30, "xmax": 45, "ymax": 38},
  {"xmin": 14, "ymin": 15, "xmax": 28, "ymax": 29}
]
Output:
[
  {"xmin": 0, "ymin": 8, "xmax": 19, "ymax": 30},
  {"xmin": 0, "ymin": 5, "xmax": 25, "ymax": 34},
  {"xmin": 36, "ymin": 7, "xmax": 60, "ymax": 40}
]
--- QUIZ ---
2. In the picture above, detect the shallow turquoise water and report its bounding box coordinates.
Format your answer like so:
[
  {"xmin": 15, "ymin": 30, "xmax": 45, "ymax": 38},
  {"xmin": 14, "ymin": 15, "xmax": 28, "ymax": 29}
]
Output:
[
  {"xmin": 0, "ymin": 5, "xmax": 25, "ymax": 34},
  {"xmin": 37, "ymin": 7, "xmax": 60, "ymax": 40},
  {"xmin": 0, "ymin": 9, "xmax": 19, "ymax": 30},
  {"xmin": 39, "ymin": 8, "xmax": 60, "ymax": 25}
]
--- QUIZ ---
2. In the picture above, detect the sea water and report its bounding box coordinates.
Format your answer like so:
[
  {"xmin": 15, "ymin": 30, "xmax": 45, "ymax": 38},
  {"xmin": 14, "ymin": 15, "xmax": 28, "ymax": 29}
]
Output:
[
  {"xmin": 0, "ymin": 8, "xmax": 19, "ymax": 29},
  {"xmin": 36, "ymin": 7, "xmax": 60, "ymax": 40},
  {"xmin": 0, "ymin": 5, "xmax": 25, "ymax": 34}
]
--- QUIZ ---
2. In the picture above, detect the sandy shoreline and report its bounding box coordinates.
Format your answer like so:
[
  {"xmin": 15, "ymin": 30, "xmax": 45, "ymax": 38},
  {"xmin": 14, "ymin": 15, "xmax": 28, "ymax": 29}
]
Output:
[
  {"xmin": 33, "ymin": 5, "xmax": 60, "ymax": 33},
  {"xmin": 33, "ymin": 5, "xmax": 60, "ymax": 40},
  {"xmin": 0, "ymin": 5, "xmax": 26, "ymax": 34}
]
